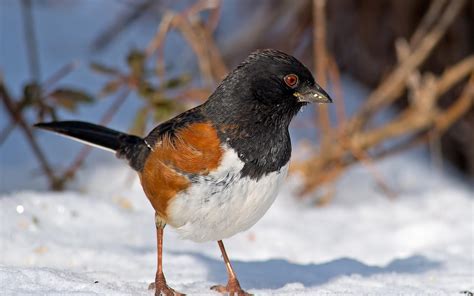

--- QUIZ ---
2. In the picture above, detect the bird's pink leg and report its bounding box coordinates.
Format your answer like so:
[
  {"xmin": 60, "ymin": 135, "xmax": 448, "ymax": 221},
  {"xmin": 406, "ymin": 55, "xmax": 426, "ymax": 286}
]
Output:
[
  {"xmin": 148, "ymin": 220, "xmax": 185, "ymax": 296},
  {"xmin": 211, "ymin": 240, "xmax": 251, "ymax": 296}
]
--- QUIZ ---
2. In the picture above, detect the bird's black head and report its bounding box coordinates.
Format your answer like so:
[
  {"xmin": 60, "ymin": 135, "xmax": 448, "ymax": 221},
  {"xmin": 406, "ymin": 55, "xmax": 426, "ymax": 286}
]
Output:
[
  {"xmin": 205, "ymin": 49, "xmax": 331, "ymax": 128},
  {"xmin": 203, "ymin": 49, "xmax": 331, "ymax": 178}
]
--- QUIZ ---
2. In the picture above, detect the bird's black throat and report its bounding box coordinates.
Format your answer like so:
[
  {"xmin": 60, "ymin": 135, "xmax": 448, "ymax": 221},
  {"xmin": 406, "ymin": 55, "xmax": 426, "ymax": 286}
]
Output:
[{"xmin": 203, "ymin": 90, "xmax": 302, "ymax": 180}]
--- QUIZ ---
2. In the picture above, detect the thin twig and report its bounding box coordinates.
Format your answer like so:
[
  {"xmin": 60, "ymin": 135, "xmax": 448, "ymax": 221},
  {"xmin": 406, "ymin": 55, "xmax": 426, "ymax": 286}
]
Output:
[
  {"xmin": 435, "ymin": 55, "xmax": 474, "ymax": 95},
  {"xmin": 349, "ymin": 0, "xmax": 467, "ymax": 132},
  {"xmin": 297, "ymin": 55, "xmax": 473, "ymax": 195},
  {"xmin": 60, "ymin": 88, "xmax": 131, "ymax": 182},
  {"xmin": 0, "ymin": 61, "xmax": 81, "ymax": 144},
  {"xmin": 373, "ymin": 133, "xmax": 429, "ymax": 160},
  {"xmin": 185, "ymin": 0, "xmax": 220, "ymax": 17},
  {"xmin": 173, "ymin": 13, "xmax": 226, "ymax": 84},
  {"xmin": 435, "ymin": 74, "xmax": 474, "ymax": 132},
  {"xmin": 204, "ymin": 0, "xmax": 222, "ymax": 32},
  {"xmin": 0, "ymin": 121, "xmax": 16, "ymax": 144},
  {"xmin": 21, "ymin": 0, "xmax": 41, "ymax": 81},
  {"xmin": 146, "ymin": 12, "xmax": 174, "ymax": 57},
  {"xmin": 198, "ymin": 23, "xmax": 228, "ymax": 79},
  {"xmin": 313, "ymin": 0, "xmax": 331, "ymax": 148},
  {"xmin": 327, "ymin": 54, "xmax": 346, "ymax": 125},
  {"xmin": 428, "ymin": 130, "xmax": 444, "ymax": 172},
  {"xmin": 146, "ymin": 1, "xmax": 227, "ymax": 84},
  {"xmin": 1, "ymin": 81, "xmax": 58, "ymax": 188},
  {"xmin": 146, "ymin": 12, "xmax": 175, "ymax": 80},
  {"xmin": 92, "ymin": 0, "xmax": 155, "ymax": 51},
  {"xmin": 369, "ymin": 75, "xmax": 472, "ymax": 163},
  {"xmin": 350, "ymin": 147, "xmax": 397, "ymax": 199},
  {"xmin": 410, "ymin": 0, "xmax": 447, "ymax": 48},
  {"xmin": 42, "ymin": 61, "xmax": 81, "ymax": 93}
]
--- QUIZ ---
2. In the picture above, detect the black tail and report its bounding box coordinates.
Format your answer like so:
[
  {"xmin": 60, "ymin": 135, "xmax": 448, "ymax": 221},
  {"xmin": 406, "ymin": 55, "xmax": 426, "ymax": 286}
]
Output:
[{"xmin": 34, "ymin": 121, "xmax": 150, "ymax": 171}]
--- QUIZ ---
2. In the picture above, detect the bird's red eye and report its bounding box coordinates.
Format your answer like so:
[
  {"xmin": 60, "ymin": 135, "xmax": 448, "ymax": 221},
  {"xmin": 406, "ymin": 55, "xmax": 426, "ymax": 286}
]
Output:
[{"xmin": 284, "ymin": 74, "xmax": 299, "ymax": 88}]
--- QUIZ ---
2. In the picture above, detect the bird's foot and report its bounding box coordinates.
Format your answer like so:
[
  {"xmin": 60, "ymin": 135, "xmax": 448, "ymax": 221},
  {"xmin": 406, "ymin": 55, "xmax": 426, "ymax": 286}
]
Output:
[
  {"xmin": 148, "ymin": 275, "xmax": 185, "ymax": 296},
  {"xmin": 210, "ymin": 279, "xmax": 251, "ymax": 296}
]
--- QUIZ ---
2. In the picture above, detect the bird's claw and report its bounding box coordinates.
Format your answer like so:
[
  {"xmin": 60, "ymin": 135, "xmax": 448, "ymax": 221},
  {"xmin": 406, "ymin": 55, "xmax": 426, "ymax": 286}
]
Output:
[
  {"xmin": 210, "ymin": 283, "xmax": 252, "ymax": 296},
  {"xmin": 148, "ymin": 281, "xmax": 185, "ymax": 296}
]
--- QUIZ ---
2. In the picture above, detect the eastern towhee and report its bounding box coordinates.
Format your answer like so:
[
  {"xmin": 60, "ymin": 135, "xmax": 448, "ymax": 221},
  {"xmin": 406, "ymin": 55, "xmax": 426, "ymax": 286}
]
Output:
[{"xmin": 35, "ymin": 49, "xmax": 332, "ymax": 295}]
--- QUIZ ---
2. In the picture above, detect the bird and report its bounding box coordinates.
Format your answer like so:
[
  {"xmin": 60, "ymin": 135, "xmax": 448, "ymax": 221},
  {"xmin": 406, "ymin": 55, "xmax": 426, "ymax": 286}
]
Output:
[{"xmin": 34, "ymin": 49, "xmax": 332, "ymax": 296}]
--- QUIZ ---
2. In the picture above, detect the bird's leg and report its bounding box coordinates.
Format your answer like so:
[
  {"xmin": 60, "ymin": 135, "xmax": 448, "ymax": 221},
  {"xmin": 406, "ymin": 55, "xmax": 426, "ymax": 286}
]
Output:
[
  {"xmin": 211, "ymin": 240, "xmax": 251, "ymax": 296},
  {"xmin": 148, "ymin": 214, "xmax": 185, "ymax": 296}
]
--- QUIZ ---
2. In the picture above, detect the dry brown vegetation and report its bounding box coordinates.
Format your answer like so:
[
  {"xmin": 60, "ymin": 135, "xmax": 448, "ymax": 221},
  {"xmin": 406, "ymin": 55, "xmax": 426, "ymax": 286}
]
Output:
[
  {"xmin": 1, "ymin": 0, "xmax": 472, "ymax": 199},
  {"xmin": 293, "ymin": 0, "xmax": 472, "ymax": 202}
]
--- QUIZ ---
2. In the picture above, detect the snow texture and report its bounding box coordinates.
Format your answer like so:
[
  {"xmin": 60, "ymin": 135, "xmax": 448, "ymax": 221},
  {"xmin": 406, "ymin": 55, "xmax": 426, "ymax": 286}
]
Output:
[{"xmin": 1, "ymin": 154, "xmax": 473, "ymax": 295}]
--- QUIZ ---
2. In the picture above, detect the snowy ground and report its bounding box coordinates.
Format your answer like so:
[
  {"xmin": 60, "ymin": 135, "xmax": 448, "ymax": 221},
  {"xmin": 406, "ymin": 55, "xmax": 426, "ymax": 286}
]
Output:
[{"xmin": 1, "ymin": 153, "xmax": 473, "ymax": 295}]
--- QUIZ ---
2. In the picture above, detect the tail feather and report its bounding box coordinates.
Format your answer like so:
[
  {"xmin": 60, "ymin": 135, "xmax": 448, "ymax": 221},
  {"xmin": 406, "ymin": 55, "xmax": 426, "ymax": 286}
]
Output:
[
  {"xmin": 34, "ymin": 121, "xmax": 150, "ymax": 171},
  {"xmin": 34, "ymin": 121, "xmax": 124, "ymax": 152}
]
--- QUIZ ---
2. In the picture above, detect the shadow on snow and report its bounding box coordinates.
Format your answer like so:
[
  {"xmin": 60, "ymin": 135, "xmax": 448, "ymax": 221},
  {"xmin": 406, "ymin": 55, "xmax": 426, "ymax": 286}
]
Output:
[{"xmin": 177, "ymin": 252, "xmax": 440, "ymax": 289}]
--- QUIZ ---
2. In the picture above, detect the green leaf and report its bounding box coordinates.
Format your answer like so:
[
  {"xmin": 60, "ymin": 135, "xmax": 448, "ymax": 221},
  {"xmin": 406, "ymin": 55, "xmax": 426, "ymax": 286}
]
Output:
[
  {"xmin": 49, "ymin": 88, "xmax": 95, "ymax": 112},
  {"xmin": 90, "ymin": 62, "xmax": 120, "ymax": 76}
]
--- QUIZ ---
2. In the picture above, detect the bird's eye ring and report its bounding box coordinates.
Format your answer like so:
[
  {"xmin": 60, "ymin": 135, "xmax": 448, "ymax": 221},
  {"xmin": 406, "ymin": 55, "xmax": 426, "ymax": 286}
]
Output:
[{"xmin": 284, "ymin": 74, "xmax": 299, "ymax": 88}]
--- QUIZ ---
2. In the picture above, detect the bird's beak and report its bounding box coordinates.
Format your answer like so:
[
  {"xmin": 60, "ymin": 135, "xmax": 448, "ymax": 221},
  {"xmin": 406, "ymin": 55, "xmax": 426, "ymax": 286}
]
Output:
[{"xmin": 293, "ymin": 84, "xmax": 332, "ymax": 104}]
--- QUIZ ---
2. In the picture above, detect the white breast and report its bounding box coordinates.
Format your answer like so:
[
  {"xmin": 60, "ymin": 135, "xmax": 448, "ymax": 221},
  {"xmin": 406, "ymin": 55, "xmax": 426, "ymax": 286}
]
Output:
[{"xmin": 166, "ymin": 147, "xmax": 288, "ymax": 242}]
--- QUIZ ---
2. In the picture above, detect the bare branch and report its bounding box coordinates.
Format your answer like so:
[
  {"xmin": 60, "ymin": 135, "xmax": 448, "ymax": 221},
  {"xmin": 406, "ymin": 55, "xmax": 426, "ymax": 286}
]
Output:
[
  {"xmin": 42, "ymin": 61, "xmax": 80, "ymax": 93},
  {"xmin": 296, "ymin": 55, "xmax": 473, "ymax": 195},
  {"xmin": 60, "ymin": 88, "xmax": 131, "ymax": 182},
  {"xmin": 313, "ymin": 0, "xmax": 331, "ymax": 148},
  {"xmin": 435, "ymin": 55, "xmax": 474, "ymax": 95},
  {"xmin": 410, "ymin": 0, "xmax": 448, "ymax": 48},
  {"xmin": 92, "ymin": 0, "xmax": 155, "ymax": 51},
  {"xmin": 0, "ymin": 121, "xmax": 16, "ymax": 144},
  {"xmin": 327, "ymin": 54, "xmax": 346, "ymax": 125},
  {"xmin": 21, "ymin": 0, "xmax": 41, "ymax": 81},
  {"xmin": 435, "ymin": 74, "xmax": 474, "ymax": 133},
  {"xmin": 348, "ymin": 0, "xmax": 467, "ymax": 132},
  {"xmin": 1, "ymin": 80, "xmax": 58, "ymax": 188}
]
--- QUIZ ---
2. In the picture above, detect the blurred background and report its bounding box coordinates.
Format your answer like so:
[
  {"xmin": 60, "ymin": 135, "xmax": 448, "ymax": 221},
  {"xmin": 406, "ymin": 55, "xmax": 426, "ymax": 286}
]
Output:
[
  {"xmin": 1, "ymin": 0, "xmax": 472, "ymax": 194},
  {"xmin": 1, "ymin": 0, "xmax": 473, "ymax": 194},
  {"xmin": 0, "ymin": 0, "xmax": 473, "ymax": 294}
]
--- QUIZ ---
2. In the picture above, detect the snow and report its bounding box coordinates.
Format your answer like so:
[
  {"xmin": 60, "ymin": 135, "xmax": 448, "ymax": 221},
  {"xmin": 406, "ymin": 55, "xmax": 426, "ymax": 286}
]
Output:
[{"xmin": 1, "ymin": 153, "xmax": 473, "ymax": 295}]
